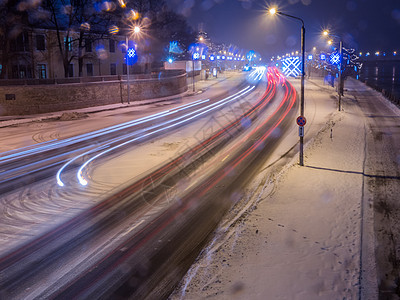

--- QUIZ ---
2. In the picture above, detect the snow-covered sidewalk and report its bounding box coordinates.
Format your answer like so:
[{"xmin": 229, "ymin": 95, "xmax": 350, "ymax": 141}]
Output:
[{"xmin": 170, "ymin": 77, "xmax": 400, "ymax": 299}]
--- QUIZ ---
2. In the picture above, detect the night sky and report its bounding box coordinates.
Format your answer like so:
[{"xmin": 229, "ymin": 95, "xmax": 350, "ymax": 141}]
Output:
[{"xmin": 166, "ymin": 0, "xmax": 400, "ymax": 58}]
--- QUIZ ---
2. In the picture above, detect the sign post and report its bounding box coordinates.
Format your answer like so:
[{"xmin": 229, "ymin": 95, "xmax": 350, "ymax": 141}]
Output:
[{"xmin": 296, "ymin": 116, "xmax": 307, "ymax": 166}]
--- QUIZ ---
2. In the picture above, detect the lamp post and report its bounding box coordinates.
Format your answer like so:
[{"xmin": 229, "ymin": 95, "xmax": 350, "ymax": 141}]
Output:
[
  {"xmin": 323, "ymin": 30, "xmax": 343, "ymax": 111},
  {"xmin": 192, "ymin": 47, "xmax": 200, "ymax": 92},
  {"xmin": 269, "ymin": 7, "xmax": 306, "ymax": 166},
  {"xmin": 125, "ymin": 25, "xmax": 141, "ymax": 105},
  {"xmin": 125, "ymin": 35, "xmax": 130, "ymax": 104}
]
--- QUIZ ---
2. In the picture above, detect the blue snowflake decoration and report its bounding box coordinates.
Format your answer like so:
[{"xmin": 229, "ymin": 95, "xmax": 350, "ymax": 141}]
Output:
[
  {"xmin": 281, "ymin": 56, "xmax": 301, "ymax": 77},
  {"xmin": 329, "ymin": 52, "xmax": 341, "ymax": 65},
  {"xmin": 126, "ymin": 48, "xmax": 138, "ymax": 65}
]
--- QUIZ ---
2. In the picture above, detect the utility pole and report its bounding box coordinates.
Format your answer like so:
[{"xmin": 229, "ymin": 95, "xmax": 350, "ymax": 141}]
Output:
[{"xmin": 126, "ymin": 36, "xmax": 130, "ymax": 104}]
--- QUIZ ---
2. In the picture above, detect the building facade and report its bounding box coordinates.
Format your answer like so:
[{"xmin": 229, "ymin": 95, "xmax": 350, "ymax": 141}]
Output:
[{"xmin": 1, "ymin": 29, "xmax": 135, "ymax": 80}]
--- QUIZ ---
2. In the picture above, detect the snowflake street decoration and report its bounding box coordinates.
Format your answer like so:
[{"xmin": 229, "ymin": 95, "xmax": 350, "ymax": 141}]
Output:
[
  {"xmin": 329, "ymin": 52, "xmax": 341, "ymax": 65},
  {"xmin": 192, "ymin": 52, "xmax": 200, "ymax": 60},
  {"xmin": 127, "ymin": 48, "xmax": 136, "ymax": 58},
  {"xmin": 281, "ymin": 56, "xmax": 301, "ymax": 77},
  {"xmin": 126, "ymin": 47, "xmax": 138, "ymax": 65}
]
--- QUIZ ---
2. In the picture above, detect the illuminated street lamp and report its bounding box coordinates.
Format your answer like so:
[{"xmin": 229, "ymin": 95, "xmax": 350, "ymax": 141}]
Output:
[
  {"xmin": 323, "ymin": 30, "xmax": 343, "ymax": 111},
  {"xmin": 269, "ymin": 7, "xmax": 306, "ymax": 166},
  {"xmin": 125, "ymin": 25, "xmax": 141, "ymax": 104}
]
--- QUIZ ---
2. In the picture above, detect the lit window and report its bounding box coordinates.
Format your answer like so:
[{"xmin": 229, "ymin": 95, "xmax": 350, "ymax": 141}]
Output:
[
  {"xmin": 38, "ymin": 64, "xmax": 47, "ymax": 79},
  {"xmin": 64, "ymin": 37, "xmax": 73, "ymax": 51}
]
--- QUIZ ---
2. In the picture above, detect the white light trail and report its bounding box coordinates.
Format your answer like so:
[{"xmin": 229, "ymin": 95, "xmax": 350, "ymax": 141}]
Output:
[{"xmin": 76, "ymin": 85, "xmax": 256, "ymax": 186}]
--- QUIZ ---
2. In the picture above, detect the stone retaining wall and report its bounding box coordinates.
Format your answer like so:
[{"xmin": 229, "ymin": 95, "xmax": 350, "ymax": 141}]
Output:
[{"xmin": 0, "ymin": 71, "xmax": 187, "ymax": 116}]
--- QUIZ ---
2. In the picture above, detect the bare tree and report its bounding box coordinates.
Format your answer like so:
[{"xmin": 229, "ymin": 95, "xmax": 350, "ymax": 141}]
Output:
[{"xmin": 0, "ymin": 0, "xmax": 38, "ymax": 79}]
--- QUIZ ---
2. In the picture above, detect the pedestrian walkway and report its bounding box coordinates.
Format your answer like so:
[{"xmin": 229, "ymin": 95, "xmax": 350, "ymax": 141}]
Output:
[{"xmin": 171, "ymin": 78, "xmax": 400, "ymax": 299}]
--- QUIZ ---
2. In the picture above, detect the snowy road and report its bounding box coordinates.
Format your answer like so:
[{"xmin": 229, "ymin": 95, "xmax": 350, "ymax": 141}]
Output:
[{"xmin": 0, "ymin": 71, "xmax": 262, "ymax": 251}]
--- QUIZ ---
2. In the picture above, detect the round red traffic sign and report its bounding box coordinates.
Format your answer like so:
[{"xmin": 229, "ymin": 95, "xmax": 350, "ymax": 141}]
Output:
[{"xmin": 296, "ymin": 116, "xmax": 307, "ymax": 126}]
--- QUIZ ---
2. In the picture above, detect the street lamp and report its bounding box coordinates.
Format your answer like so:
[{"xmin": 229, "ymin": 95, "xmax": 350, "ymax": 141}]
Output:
[
  {"xmin": 269, "ymin": 7, "xmax": 306, "ymax": 166},
  {"xmin": 125, "ymin": 25, "xmax": 141, "ymax": 104},
  {"xmin": 323, "ymin": 30, "xmax": 343, "ymax": 111}
]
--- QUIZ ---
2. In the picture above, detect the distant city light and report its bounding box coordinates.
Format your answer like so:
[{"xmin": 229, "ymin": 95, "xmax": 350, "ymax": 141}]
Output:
[
  {"xmin": 168, "ymin": 58, "xmax": 173, "ymax": 63},
  {"xmin": 394, "ymin": 51, "xmax": 397, "ymax": 56},
  {"xmin": 375, "ymin": 51, "xmax": 380, "ymax": 56},
  {"xmin": 366, "ymin": 52, "xmax": 370, "ymax": 56}
]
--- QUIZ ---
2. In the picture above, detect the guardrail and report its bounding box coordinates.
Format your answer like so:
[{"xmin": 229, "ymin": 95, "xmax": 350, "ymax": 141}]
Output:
[{"xmin": 361, "ymin": 80, "xmax": 400, "ymax": 106}]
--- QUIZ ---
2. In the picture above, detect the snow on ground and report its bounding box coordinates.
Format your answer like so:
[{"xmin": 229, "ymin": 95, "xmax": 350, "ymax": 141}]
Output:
[{"xmin": 169, "ymin": 77, "xmax": 400, "ymax": 299}]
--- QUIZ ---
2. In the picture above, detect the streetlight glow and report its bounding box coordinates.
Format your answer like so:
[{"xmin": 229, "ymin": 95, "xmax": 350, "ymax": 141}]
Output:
[
  {"xmin": 321, "ymin": 29, "xmax": 344, "ymax": 111},
  {"xmin": 267, "ymin": 5, "xmax": 306, "ymax": 166},
  {"xmin": 134, "ymin": 26, "xmax": 140, "ymax": 33}
]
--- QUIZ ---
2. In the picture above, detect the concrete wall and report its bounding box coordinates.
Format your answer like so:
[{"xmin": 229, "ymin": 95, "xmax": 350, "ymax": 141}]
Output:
[
  {"xmin": 164, "ymin": 61, "xmax": 202, "ymax": 72},
  {"xmin": 0, "ymin": 71, "xmax": 187, "ymax": 116}
]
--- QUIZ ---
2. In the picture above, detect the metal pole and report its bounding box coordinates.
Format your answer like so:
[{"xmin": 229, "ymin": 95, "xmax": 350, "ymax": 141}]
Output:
[
  {"xmin": 275, "ymin": 11, "xmax": 306, "ymax": 166},
  {"xmin": 192, "ymin": 59, "xmax": 195, "ymax": 92},
  {"xmin": 126, "ymin": 36, "xmax": 130, "ymax": 105},
  {"xmin": 299, "ymin": 24, "xmax": 305, "ymax": 166},
  {"xmin": 338, "ymin": 40, "xmax": 343, "ymax": 111}
]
